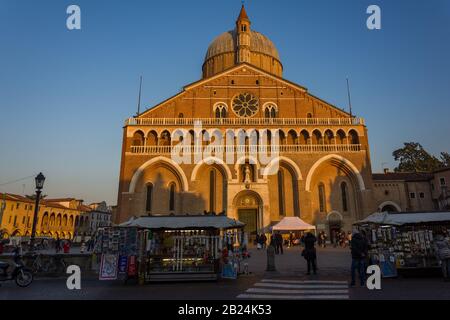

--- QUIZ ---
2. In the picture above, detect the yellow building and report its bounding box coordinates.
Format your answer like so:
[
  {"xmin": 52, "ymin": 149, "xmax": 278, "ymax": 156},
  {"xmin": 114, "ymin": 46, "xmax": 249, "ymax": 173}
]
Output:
[{"xmin": 0, "ymin": 194, "xmax": 91, "ymax": 239}]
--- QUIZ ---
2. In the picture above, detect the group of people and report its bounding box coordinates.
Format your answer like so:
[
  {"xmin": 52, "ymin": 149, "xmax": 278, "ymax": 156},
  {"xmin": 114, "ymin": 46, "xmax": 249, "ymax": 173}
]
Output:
[{"xmin": 298, "ymin": 229, "xmax": 369, "ymax": 285}]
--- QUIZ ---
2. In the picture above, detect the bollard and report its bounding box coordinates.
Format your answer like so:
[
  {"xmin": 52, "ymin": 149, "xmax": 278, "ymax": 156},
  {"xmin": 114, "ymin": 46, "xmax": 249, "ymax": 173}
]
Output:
[{"xmin": 266, "ymin": 244, "xmax": 276, "ymax": 272}]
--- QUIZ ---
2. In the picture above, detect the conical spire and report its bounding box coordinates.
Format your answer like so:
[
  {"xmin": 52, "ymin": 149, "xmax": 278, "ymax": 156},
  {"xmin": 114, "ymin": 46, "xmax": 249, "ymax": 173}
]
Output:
[{"xmin": 237, "ymin": 4, "xmax": 250, "ymax": 22}]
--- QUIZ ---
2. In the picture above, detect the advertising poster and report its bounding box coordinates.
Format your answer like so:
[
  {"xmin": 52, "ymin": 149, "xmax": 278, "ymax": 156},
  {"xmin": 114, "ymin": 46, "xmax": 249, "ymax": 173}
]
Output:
[
  {"xmin": 99, "ymin": 254, "xmax": 119, "ymax": 280},
  {"xmin": 118, "ymin": 255, "xmax": 128, "ymax": 274}
]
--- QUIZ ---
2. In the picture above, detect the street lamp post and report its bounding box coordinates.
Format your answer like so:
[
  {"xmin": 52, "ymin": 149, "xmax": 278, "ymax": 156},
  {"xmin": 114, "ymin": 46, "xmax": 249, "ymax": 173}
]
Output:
[{"xmin": 30, "ymin": 172, "xmax": 45, "ymax": 251}]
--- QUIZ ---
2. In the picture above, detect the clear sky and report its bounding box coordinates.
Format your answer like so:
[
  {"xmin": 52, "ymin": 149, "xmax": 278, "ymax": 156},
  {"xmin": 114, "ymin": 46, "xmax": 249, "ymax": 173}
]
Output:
[{"xmin": 0, "ymin": 0, "xmax": 449, "ymax": 205}]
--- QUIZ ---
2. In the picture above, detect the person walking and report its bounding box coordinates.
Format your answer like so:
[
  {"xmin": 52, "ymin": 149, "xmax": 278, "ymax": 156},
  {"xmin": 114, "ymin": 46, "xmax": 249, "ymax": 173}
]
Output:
[
  {"xmin": 276, "ymin": 232, "xmax": 284, "ymax": 255},
  {"xmin": 303, "ymin": 232, "xmax": 317, "ymax": 275},
  {"xmin": 261, "ymin": 233, "xmax": 267, "ymax": 249},
  {"xmin": 55, "ymin": 237, "xmax": 61, "ymax": 253},
  {"xmin": 433, "ymin": 232, "xmax": 450, "ymax": 281},
  {"xmin": 289, "ymin": 232, "xmax": 294, "ymax": 248},
  {"xmin": 350, "ymin": 230, "xmax": 368, "ymax": 287}
]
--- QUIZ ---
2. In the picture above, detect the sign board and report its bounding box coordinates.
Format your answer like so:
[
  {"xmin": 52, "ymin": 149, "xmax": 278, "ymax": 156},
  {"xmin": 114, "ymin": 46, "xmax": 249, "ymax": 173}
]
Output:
[
  {"xmin": 127, "ymin": 255, "xmax": 137, "ymax": 277},
  {"xmin": 99, "ymin": 254, "xmax": 119, "ymax": 280},
  {"xmin": 118, "ymin": 255, "xmax": 128, "ymax": 274}
]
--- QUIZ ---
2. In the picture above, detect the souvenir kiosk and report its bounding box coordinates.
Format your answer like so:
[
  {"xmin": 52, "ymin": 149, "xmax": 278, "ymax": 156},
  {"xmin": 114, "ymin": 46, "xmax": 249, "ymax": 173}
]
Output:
[
  {"xmin": 96, "ymin": 215, "xmax": 246, "ymax": 282},
  {"xmin": 354, "ymin": 211, "xmax": 450, "ymax": 277}
]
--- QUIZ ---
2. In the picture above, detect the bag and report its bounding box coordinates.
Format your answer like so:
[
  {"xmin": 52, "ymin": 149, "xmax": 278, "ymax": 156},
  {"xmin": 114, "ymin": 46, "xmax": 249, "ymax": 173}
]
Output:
[{"xmin": 257, "ymin": 243, "xmax": 262, "ymax": 249}]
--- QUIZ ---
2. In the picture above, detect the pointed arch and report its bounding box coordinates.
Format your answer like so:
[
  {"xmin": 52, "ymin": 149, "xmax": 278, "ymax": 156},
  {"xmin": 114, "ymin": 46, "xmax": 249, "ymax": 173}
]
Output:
[
  {"xmin": 262, "ymin": 156, "xmax": 303, "ymax": 180},
  {"xmin": 191, "ymin": 156, "xmax": 233, "ymax": 181},
  {"xmin": 129, "ymin": 156, "xmax": 189, "ymax": 193},
  {"xmin": 305, "ymin": 154, "xmax": 366, "ymax": 192}
]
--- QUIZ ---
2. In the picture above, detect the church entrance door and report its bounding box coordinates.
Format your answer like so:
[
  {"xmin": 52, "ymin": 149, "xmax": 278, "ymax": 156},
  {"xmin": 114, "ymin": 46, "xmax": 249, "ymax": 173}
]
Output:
[{"xmin": 238, "ymin": 209, "xmax": 258, "ymax": 244}]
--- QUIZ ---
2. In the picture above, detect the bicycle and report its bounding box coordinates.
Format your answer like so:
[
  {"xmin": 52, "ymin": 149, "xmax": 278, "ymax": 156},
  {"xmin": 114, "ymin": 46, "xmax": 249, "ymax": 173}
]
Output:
[{"xmin": 30, "ymin": 254, "xmax": 67, "ymax": 274}]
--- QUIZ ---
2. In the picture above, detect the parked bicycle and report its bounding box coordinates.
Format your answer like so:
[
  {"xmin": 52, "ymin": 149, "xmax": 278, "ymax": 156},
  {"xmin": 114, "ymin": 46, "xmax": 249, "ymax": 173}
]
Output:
[{"xmin": 30, "ymin": 253, "xmax": 67, "ymax": 274}]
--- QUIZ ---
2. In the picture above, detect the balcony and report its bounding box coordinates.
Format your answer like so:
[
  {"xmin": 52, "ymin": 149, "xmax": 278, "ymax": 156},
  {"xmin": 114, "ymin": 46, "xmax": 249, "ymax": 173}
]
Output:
[
  {"xmin": 125, "ymin": 117, "xmax": 365, "ymax": 127},
  {"xmin": 129, "ymin": 144, "xmax": 363, "ymax": 155}
]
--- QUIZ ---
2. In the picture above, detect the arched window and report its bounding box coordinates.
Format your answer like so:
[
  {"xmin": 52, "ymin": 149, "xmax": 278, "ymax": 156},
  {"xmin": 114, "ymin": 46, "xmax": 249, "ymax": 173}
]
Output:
[
  {"xmin": 264, "ymin": 103, "xmax": 277, "ymax": 118},
  {"xmin": 146, "ymin": 183, "xmax": 153, "ymax": 212},
  {"xmin": 132, "ymin": 131, "xmax": 145, "ymax": 146},
  {"xmin": 209, "ymin": 169, "xmax": 216, "ymax": 213},
  {"xmin": 348, "ymin": 129, "xmax": 359, "ymax": 144},
  {"xmin": 318, "ymin": 183, "xmax": 326, "ymax": 213},
  {"xmin": 341, "ymin": 182, "xmax": 348, "ymax": 212},
  {"xmin": 278, "ymin": 170, "xmax": 285, "ymax": 216},
  {"xmin": 169, "ymin": 183, "xmax": 176, "ymax": 212},
  {"xmin": 214, "ymin": 103, "xmax": 227, "ymax": 118}
]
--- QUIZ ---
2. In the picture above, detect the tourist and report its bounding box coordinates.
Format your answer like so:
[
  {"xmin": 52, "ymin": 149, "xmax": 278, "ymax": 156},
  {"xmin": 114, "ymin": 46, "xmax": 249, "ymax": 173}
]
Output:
[
  {"xmin": 63, "ymin": 240, "xmax": 71, "ymax": 254},
  {"xmin": 433, "ymin": 232, "xmax": 450, "ymax": 281},
  {"xmin": 255, "ymin": 234, "xmax": 261, "ymax": 249},
  {"xmin": 260, "ymin": 233, "xmax": 267, "ymax": 249},
  {"xmin": 303, "ymin": 232, "xmax": 317, "ymax": 275},
  {"xmin": 80, "ymin": 241, "xmax": 86, "ymax": 254},
  {"xmin": 55, "ymin": 237, "xmax": 61, "ymax": 253},
  {"xmin": 350, "ymin": 230, "xmax": 368, "ymax": 287},
  {"xmin": 275, "ymin": 232, "xmax": 283, "ymax": 255},
  {"xmin": 289, "ymin": 232, "xmax": 294, "ymax": 247}
]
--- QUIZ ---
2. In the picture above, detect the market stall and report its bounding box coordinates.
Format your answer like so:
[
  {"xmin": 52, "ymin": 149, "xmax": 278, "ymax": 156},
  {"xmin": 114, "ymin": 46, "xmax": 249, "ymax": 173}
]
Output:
[
  {"xmin": 271, "ymin": 217, "xmax": 316, "ymax": 246},
  {"xmin": 95, "ymin": 215, "xmax": 246, "ymax": 282},
  {"xmin": 354, "ymin": 211, "xmax": 450, "ymax": 277},
  {"xmin": 272, "ymin": 217, "xmax": 316, "ymax": 232}
]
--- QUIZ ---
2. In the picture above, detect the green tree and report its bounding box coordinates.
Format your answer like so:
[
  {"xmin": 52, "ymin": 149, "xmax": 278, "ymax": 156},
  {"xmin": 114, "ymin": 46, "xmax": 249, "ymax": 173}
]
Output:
[
  {"xmin": 440, "ymin": 152, "xmax": 450, "ymax": 167},
  {"xmin": 393, "ymin": 142, "xmax": 442, "ymax": 172}
]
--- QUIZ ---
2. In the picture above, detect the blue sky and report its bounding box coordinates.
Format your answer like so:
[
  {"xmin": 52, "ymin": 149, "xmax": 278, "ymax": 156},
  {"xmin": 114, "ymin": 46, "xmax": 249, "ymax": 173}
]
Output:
[{"xmin": 0, "ymin": 0, "xmax": 449, "ymax": 204}]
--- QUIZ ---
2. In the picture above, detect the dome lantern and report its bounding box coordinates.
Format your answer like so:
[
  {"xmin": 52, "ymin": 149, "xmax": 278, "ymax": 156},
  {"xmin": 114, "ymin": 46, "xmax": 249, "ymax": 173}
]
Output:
[{"xmin": 202, "ymin": 6, "xmax": 283, "ymax": 78}]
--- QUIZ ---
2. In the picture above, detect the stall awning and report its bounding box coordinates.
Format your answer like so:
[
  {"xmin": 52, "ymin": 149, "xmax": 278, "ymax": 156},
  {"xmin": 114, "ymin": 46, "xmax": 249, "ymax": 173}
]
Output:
[
  {"xmin": 119, "ymin": 215, "xmax": 245, "ymax": 230},
  {"xmin": 355, "ymin": 211, "xmax": 450, "ymax": 226},
  {"xmin": 272, "ymin": 217, "xmax": 316, "ymax": 231}
]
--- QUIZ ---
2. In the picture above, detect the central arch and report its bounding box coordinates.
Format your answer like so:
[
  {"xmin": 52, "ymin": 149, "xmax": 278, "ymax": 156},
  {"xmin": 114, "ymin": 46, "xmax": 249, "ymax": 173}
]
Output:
[{"xmin": 232, "ymin": 190, "xmax": 264, "ymax": 244}]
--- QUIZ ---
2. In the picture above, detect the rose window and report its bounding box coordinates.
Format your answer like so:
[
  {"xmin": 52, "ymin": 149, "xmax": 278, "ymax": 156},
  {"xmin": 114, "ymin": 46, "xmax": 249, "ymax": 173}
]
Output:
[{"xmin": 232, "ymin": 93, "xmax": 259, "ymax": 118}]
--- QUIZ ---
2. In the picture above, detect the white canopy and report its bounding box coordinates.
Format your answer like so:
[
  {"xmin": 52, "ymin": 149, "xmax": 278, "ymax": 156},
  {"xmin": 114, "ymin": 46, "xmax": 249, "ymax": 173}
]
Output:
[
  {"xmin": 355, "ymin": 211, "xmax": 450, "ymax": 226},
  {"xmin": 272, "ymin": 217, "xmax": 316, "ymax": 231},
  {"xmin": 119, "ymin": 215, "xmax": 245, "ymax": 230}
]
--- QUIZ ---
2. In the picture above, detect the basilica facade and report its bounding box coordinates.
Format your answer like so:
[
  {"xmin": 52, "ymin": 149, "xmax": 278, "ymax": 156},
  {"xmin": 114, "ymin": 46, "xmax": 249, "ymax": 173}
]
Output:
[{"xmin": 116, "ymin": 6, "xmax": 378, "ymax": 236}]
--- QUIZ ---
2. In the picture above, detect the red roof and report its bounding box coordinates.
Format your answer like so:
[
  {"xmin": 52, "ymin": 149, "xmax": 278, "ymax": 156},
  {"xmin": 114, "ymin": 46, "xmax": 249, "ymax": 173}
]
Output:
[{"xmin": 372, "ymin": 172, "xmax": 433, "ymax": 182}]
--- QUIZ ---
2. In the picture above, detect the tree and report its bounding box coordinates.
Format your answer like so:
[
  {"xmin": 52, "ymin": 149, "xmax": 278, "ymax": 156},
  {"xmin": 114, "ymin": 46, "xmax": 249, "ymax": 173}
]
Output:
[
  {"xmin": 440, "ymin": 152, "xmax": 450, "ymax": 167},
  {"xmin": 393, "ymin": 142, "xmax": 442, "ymax": 172}
]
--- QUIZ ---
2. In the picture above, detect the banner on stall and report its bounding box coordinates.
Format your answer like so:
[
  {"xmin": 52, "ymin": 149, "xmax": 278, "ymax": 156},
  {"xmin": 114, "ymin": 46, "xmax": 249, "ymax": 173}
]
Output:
[
  {"xmin": 221, "ymin": 263, "xmax": 237, "ymax": 279},
  {"xmin": 118, "ymin": 255, "xmax": 128, "ymax": 274},
  {"xmin": 128, "ymin": 255, "xmax": 137, "ymax": 277},
  {"xmin": 99, "ymin": 254, "xmax": 119, "ymax": 280}
]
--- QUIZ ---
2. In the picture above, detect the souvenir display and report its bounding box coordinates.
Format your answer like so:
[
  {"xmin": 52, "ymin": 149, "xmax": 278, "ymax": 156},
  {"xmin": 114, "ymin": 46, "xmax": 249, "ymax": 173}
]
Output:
[
  {"xmin": 97, "ymin": 216, "xmax": 246, "ymax": 282},
  {"xmin": 357, "ymin": 223, "xmax": 450, "ymax": 275}
]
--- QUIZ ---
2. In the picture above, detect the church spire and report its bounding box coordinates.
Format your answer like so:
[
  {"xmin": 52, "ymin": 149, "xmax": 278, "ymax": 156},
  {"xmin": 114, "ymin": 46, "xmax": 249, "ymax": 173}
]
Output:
[
  {"xmin": 236, "ymin": 4, "xmax": 251, "ymax": 64},
  {"xmin": 237, "ymin": 4, "xmax": 250, "ymax": 22}
]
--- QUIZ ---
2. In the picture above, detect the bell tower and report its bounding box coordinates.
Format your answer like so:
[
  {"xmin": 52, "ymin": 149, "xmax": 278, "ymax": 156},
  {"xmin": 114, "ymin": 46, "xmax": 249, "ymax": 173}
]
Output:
[{"xmin": 236, "ymin": 5, "xmax": 251, "ymax": 64}]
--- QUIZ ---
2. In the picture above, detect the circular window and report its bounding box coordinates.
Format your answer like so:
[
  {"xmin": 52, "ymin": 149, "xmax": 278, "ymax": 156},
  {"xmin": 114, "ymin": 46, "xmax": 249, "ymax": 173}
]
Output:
[{"xmin": 232, "ymin": 93, "xmax": 259, "ymax": 118}]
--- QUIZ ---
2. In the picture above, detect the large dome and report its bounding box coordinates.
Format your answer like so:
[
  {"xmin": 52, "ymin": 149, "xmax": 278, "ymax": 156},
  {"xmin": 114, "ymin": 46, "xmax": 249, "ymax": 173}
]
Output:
[
  {"xmin": 202, "ymin": 6, "xmax": 283, "ymax": 78},
  {"xmin": 205, "ymin": 30, "xmax": 280, "ymax": 62}
]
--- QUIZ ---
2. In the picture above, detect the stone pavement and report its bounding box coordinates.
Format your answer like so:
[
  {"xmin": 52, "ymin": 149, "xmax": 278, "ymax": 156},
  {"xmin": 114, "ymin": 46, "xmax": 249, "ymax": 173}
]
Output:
[{"xmin": 245, "ymin": 245, "xmax": 351, "ymax": 278}]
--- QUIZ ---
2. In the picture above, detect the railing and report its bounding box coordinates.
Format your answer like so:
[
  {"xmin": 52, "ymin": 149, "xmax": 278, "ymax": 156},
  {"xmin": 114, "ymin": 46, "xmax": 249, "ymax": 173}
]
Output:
[
  {"xmin": 129, "ymin": 144, "xmax": 363, "ymax": 154},
  {"xmin": 125, "ymin": 117, "xmax": 365, "ymax": 126}
]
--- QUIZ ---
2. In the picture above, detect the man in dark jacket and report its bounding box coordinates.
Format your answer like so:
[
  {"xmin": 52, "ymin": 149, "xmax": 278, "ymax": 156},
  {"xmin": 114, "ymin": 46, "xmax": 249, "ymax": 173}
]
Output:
[
  {"xmin": 275, "ymin": 232, "xmax": 283, "ymax": 255},
  {"xmin": 350, "ymin": 231, "xmax": 368, "ymax": 286},
  {"xmin": 303, "ymin": 232, "xmax": 317, "ymax": 275}
]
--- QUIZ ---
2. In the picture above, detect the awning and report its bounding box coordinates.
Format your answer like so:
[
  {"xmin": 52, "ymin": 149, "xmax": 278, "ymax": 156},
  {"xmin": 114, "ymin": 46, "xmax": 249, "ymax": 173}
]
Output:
[
  {"xmin": 354, "ymin": 211, "xmax": 450, "ymax": 226},
  {"xmin": 119, "ymin": 215, "xmax": 245, "ymax": 230},
  {"xmin": 272, "ymin": 217, "xmax": 316, "ymax": 231}
]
